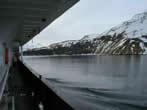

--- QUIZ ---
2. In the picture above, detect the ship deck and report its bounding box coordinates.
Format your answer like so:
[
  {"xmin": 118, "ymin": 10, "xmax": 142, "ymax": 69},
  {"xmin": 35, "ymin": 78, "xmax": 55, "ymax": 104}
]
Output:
[
  {"xmin": 0, "ymin": 60, "xmax": 74, "ymax": 110},
  {"xmin": 8, "ymin": 63, "xmax": 34, "ymax": 110}
]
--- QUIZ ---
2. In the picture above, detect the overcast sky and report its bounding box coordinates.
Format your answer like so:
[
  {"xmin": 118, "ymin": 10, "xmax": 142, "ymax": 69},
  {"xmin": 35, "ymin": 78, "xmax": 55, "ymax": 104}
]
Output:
[{"xmin": 25, "ymin": 0, "xmax": 147, "ymax": 47}]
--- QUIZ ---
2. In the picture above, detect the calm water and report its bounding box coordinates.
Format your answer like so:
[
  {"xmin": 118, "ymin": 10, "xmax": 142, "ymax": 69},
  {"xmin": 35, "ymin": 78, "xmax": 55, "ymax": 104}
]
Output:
[{"xmin": 24, "ymin": 55, "xmax": 147, "ymax": 110}]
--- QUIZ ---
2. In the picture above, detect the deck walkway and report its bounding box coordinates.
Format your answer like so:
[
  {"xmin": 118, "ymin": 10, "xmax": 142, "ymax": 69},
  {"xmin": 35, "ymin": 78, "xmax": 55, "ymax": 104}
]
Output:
[
  {"xmin": 5, "ymin": 61, "xmax": 74, "ymax": 110},
  {"xmin": 8, "ymin": 64, "xmax": 35, "ymax": 110},
  {"xmin": 0, "ymin": 60, "xmax": 74, "ymax": 110}
]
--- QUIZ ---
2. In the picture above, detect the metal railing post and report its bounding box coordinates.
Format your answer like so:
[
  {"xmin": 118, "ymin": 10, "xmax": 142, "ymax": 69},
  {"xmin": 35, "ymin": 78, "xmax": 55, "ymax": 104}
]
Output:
[{"xmin": 19, "ymin": 46, "xmax": 23, "ymax": 61}]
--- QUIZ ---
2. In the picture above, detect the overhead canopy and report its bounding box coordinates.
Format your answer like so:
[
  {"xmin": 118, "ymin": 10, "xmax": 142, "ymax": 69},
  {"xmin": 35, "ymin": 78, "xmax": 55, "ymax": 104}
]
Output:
[{"xmin": 0, "ymin": 0, "xmax": 79, "ymax": 46}]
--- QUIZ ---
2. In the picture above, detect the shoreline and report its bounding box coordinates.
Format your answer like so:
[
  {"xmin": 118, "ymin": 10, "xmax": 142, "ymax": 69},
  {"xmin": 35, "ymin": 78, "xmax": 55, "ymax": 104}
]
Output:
[{"xmin": 23, "ymin": 54, "xmax": 147, "ymax": 57}]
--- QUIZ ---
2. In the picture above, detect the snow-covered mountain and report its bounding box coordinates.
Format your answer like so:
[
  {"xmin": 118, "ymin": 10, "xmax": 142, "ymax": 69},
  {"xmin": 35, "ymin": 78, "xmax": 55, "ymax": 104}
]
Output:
[
  {"xmin": 101, "ymin": 12, "xmax": 147, "ymax": 38},
  {"xmin": 49, "ymin": 40, "xmax": 79, "ymax": 49},
  {"xmin": 24, "ymin": 10, "xmax": 147, "ymax": 55},
  {"xmin": 47, "ymin": 36, "xmax": 96, "ymax": 55},
  {"xmin": 94, "ymin": 10, "xmax": 147, "ymax": 54},
  {"xmin": 23, "ymin": 43, "xmax": 46, "ymax": 51}
]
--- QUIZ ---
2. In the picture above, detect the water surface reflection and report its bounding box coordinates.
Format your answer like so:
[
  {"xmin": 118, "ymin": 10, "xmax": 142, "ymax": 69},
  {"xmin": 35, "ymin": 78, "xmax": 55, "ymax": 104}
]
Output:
[{"xmin": 24, "ymin": 55, "xmax": 147, "ymax": 110}]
